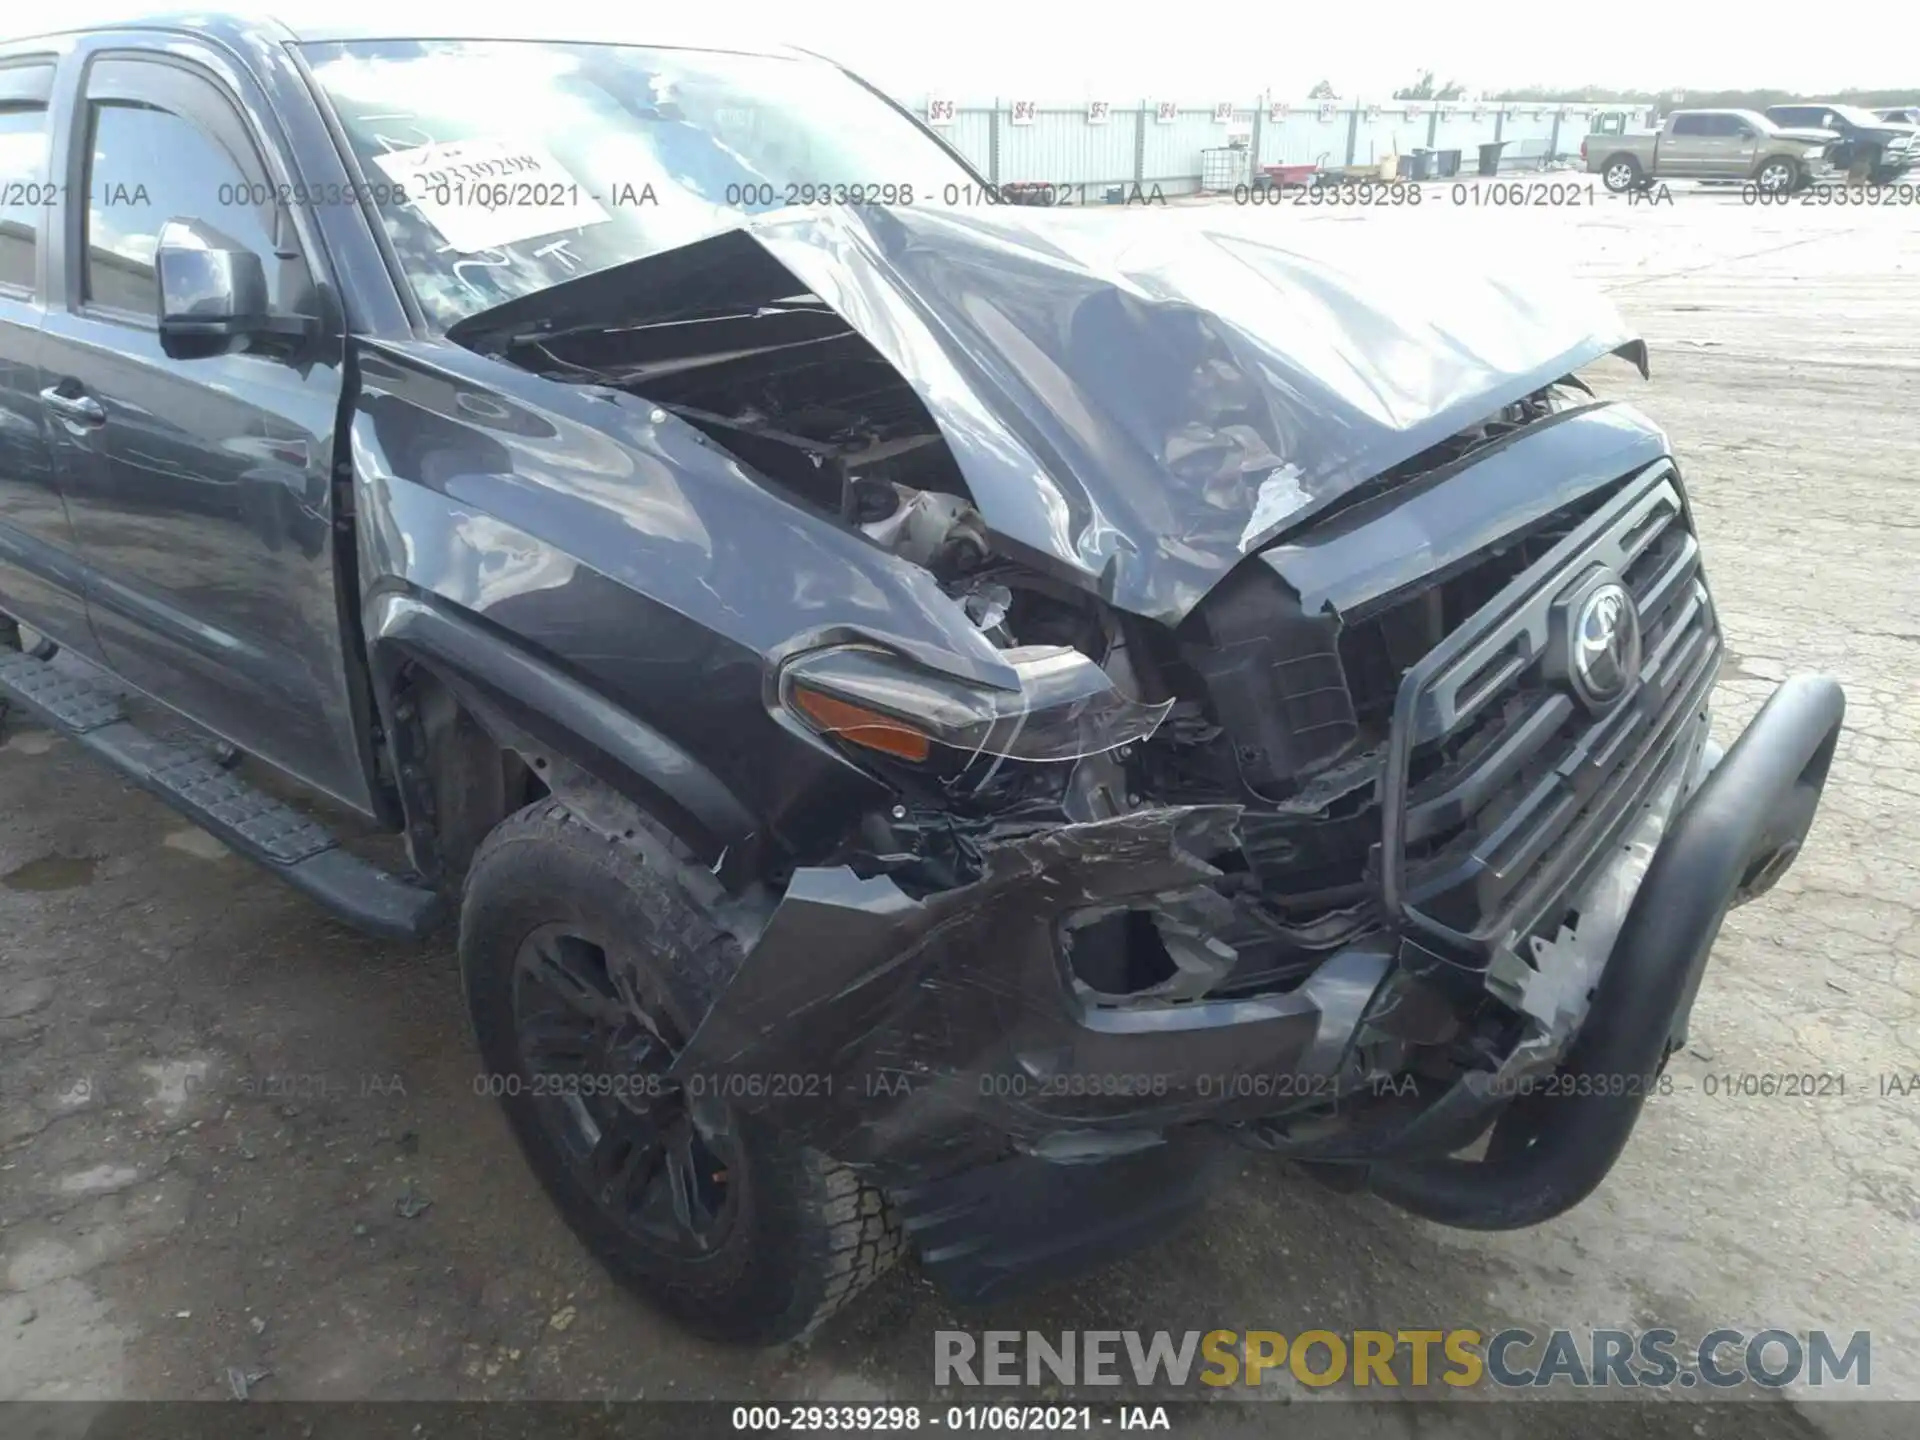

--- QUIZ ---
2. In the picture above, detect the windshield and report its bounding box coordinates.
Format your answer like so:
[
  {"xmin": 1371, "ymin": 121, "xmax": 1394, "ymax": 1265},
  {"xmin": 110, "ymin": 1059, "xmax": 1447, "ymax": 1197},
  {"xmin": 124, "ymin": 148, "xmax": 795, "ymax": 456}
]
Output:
[{"xmin": 300, "ymin": 39, "xmax": 977, "ymax": 329}]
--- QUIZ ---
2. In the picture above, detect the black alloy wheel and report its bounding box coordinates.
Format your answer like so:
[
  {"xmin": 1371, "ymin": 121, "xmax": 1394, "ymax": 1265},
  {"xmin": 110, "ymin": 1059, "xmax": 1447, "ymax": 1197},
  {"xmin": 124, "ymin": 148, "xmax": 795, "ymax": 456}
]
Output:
[{"xmin": 510, "ymin": 923, "xmax": 738, "ymax": 1257}]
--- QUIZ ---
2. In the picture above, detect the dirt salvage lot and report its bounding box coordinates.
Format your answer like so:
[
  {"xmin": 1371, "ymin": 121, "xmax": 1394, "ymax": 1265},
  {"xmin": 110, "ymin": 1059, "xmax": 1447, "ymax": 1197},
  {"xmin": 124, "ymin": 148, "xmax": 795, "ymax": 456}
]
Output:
[{"xmin": 2, "ymin": 190, "xmax": 1917, "ymax": 1436}]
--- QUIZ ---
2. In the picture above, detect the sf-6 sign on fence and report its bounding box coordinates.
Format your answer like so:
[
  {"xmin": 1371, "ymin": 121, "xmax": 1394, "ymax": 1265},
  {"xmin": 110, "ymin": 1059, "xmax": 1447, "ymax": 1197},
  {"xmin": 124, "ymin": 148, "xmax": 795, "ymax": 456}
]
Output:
[{"xmin": 917, "ymin": 95, "xmax": 1650, "ymax": 193}]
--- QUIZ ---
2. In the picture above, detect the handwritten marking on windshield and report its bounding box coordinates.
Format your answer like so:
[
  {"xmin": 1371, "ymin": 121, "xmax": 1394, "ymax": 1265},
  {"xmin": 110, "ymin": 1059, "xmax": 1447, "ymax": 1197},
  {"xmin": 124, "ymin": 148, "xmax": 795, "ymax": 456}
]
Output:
[
  {"xmin": 532, "ymin": 239, "xmax": 583, "ymax": 272},
  {"xmin": 372, "ymin": 137, "xmax": 613, "ymax": 253}
]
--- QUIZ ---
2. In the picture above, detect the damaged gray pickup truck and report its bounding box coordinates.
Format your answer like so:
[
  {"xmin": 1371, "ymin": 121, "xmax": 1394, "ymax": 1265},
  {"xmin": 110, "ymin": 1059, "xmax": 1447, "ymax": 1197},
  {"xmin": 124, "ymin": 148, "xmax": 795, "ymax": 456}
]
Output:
[{"xmin": 0, "ymin": 16, "xmax": 1846, "ymax": 1343}]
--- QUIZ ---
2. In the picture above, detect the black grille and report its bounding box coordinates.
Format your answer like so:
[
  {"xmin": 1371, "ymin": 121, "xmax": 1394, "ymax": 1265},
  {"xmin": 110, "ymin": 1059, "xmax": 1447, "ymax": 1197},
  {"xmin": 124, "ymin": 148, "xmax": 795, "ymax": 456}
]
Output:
[
  {"xmin": 1379, "ymin": 463, "xmax": 1720, "ymax": 953},
  {"xmin": 1337, "ymin": 487, "xmax": 1613, "ymax": 736}
]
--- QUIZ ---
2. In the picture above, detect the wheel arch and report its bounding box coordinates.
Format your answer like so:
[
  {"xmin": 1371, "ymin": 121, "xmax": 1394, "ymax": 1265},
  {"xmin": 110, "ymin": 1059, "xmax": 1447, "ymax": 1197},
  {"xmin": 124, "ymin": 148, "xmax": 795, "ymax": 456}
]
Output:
[{"xmin": 364, "ymin": 590, "xmax": 760, "ymax": 886}]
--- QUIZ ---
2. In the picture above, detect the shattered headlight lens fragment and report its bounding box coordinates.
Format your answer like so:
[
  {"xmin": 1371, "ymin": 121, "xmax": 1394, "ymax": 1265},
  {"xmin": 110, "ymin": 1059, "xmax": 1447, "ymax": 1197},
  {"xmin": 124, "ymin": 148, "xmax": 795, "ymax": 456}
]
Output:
[{"xmin": 780, "ymin": 643, "xmax": 1171, "ymax": 767}]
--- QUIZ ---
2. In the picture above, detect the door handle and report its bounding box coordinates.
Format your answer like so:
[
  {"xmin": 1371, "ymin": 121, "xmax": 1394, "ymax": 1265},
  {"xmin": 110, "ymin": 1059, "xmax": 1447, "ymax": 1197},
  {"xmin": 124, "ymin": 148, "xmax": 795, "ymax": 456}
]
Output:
[{"xmin": 39, "ymin": 385, "xmax": 107, "ymax": 427}]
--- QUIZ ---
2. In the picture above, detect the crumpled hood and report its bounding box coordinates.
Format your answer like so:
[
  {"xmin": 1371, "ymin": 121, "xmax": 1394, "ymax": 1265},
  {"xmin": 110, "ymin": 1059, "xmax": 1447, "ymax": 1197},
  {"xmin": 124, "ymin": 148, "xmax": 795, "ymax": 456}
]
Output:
[{"xmin": 451, "ymin": 204, "xmax": 1647, "ymax": 624}]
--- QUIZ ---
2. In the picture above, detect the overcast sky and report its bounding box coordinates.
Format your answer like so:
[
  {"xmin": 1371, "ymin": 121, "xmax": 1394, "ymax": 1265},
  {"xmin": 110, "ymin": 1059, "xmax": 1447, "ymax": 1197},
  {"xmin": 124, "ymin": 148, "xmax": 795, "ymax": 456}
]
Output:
[{"xmin": 39, "ymin": 0, "xmax": 1920, "ymax": 99}]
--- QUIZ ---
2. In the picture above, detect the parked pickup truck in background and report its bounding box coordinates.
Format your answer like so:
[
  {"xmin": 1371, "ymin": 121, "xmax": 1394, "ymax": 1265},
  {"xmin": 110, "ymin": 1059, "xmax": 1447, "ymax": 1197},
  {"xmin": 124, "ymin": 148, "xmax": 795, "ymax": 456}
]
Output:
[
  {"xmin": 1875, "ymin": 107, "xmax": 1920, "ymax": 127},
  {"xmin": 1765, "ymin": 104, "xmax": 1916, "ymax": 182},
  {"xmin": 1583, "ymin": 109, "xmax": 1835, "ymax": 192}
]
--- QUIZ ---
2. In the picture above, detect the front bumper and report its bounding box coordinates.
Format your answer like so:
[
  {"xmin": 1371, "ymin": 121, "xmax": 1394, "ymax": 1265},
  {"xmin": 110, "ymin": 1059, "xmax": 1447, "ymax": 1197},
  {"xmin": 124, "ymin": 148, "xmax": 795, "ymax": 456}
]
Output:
[
  {"xmin": 671, "ymin": 805, "xmax": 1397, "ymax": 1176},
  {"xmin": 672, "ymin": 674, "xmax": 1841, "ymax": 1293},
  {"xmin": 677, "ymin": 671, "xmax": 1841, "ymax": 1154}
]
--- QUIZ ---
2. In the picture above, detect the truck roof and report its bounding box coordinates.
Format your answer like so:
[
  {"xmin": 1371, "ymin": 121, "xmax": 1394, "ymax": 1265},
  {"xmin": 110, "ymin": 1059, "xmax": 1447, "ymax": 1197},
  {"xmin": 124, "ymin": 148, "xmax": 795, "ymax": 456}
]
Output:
[
  {"xmin": 1669, "ymin": 107, "xmax": 1773, "ymax": 124},
  {"xmin": 1664, "ymin": 107, "xmax": 1801, "ymax": 134},
  {"xmin": 3, "ymin": 8, "xmax": 798, "ymax": 59}
]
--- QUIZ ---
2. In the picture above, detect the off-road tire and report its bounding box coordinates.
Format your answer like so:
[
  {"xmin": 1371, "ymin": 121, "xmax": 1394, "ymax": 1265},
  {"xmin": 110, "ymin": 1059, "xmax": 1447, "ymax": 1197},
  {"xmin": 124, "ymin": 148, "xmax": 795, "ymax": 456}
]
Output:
[
  {"xmin": 460, "ymin": 801, "xmax": 904, "ymax": 1343},
  {"xmin": 1600, "ymin": 155, "xmax": 1643, "ymax": 193}
]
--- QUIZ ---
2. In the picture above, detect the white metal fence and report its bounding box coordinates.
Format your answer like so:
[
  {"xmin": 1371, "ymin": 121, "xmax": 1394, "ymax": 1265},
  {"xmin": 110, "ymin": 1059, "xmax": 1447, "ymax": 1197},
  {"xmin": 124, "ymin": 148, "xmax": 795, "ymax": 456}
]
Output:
[{"xmin": 917, "ymin": 99, "xmax": 1661, "ymax": 195}]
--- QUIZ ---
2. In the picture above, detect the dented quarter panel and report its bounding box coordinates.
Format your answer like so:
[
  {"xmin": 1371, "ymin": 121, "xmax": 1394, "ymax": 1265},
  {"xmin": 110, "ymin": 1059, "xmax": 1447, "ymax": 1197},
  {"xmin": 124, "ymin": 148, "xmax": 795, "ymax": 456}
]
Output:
[{"xmin": 453, "ymin": 204, "xmax": 1648, "ymax": 625}]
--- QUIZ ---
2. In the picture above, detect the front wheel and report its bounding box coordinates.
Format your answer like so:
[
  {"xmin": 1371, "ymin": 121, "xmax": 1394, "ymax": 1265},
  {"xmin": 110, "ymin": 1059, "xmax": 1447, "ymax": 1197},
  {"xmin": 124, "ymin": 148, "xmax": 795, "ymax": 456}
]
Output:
[
  {"xmin": 1601, "ymin": 156, "xmax": 1643, "ymax": 193},
  {"xmin": 1754, "ymin": 157, "xmax": 1799, "ymax": 193},
  {"xmin": 459, "ymin": 801, "xmax": 903, "ymax": 1343}
]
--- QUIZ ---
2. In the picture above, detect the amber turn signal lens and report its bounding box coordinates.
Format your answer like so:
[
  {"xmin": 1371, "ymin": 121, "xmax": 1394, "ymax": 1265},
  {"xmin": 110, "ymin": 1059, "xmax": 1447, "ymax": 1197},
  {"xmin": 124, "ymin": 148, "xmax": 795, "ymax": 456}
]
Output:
[{"xmin": 788, "ymin": 685, "xmax": 933, "ymax": 762}]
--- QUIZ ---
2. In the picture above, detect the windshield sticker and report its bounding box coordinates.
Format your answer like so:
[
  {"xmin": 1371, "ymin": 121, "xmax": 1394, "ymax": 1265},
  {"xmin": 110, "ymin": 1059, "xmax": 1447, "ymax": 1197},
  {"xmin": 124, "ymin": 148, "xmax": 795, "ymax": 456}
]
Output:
[{"xmin": 372, "ymin": 136, "xmax": 611, "ymax": 254}]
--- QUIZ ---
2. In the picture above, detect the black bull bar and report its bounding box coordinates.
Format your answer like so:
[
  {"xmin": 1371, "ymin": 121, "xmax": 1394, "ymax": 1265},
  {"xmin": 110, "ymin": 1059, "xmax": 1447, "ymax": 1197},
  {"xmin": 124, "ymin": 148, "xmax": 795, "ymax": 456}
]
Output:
[{"xmin": 669, "ymin": 674, "xmax": 1843, "ymax": 1230}]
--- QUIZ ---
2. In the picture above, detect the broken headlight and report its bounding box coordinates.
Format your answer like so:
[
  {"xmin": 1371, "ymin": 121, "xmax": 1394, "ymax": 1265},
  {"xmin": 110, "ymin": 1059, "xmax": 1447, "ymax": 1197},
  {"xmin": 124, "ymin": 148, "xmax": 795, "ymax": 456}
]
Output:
[{"xmin": 779, "ymin": 643, "xmax": 1171, "ymax": 771}]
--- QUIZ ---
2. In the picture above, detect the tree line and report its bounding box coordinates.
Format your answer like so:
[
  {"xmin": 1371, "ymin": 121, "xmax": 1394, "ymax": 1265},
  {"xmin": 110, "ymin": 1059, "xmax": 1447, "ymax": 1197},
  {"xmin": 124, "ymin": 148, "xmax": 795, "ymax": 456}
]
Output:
[{"xmin": 1303, "ymin": 75, "xmax": 1915, "ymax": 108}]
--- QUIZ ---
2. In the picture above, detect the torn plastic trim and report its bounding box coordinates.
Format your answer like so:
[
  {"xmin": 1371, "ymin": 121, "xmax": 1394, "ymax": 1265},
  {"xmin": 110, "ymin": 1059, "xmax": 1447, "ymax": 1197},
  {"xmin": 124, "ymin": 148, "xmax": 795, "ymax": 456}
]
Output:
[
  {"xmin": 669, "ymin": 805, "xmax": 1393, "ymax": 1171},
  {"xmin": 1241, "ymin": 722, "xmax": 1710, "ymax": 1167},
  {"xmin": 778, "ymin": 641, "xmax": 1172, "ymax": 767},
  {"xmin": 1259, "ymin": 404, "xmax": 1672, "ymax": 622},
  {"xmin": 1498, "ymin": 718, "xmax": 1715, "ymax": 1046},
  {"xmin": 1365, "ymin": 674, "xmax": 1844, "ymax": 1229}
]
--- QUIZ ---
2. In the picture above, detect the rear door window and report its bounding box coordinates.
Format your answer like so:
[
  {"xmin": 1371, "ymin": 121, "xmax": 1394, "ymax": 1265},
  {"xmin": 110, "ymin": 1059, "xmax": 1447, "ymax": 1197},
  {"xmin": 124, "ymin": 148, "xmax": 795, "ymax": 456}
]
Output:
[{"xmin": 0, "ymin": 63, "xmax": 55, "ymax": 295}]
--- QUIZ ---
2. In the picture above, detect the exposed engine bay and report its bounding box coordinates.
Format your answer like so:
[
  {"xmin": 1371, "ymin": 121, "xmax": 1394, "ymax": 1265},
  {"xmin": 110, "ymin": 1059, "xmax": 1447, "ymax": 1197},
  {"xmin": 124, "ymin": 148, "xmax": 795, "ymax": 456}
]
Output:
[{"xmin": 509, "ymin": 301, "xmax": 1594, "ymax": 1008}]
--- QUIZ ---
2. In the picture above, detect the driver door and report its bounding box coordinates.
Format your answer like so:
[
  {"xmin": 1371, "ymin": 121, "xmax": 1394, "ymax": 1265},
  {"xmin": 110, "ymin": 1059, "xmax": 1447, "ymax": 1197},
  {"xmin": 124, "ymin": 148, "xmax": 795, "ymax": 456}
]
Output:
[
  {"xmin": 1662, "ymin": 115, "xmax": 1713, "ymax": 176},
  {"xmin": 1723, "ymin": 116, "xmax": 1761, "ymax": 174},
  {"xmin": 37, "ymin": 46, "xmax": 373, "ymax": 811},
  {"xmin": 1674, "ymin": 114, "xmax": 1753, "ymax": 176}
]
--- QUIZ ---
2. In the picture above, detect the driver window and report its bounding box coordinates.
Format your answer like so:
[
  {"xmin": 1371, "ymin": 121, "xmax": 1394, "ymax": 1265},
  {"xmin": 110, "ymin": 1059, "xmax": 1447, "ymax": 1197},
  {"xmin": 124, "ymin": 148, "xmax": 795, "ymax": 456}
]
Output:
[{"xmin": 83, "ymin": 99, "xmax": 278, "ymax": 316}]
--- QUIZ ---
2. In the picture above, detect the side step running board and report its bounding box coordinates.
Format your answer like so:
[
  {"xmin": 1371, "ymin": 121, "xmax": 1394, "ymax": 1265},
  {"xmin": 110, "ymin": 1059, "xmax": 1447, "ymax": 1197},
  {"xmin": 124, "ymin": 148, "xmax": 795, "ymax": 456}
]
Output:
[{"xmin": 0, "ymin": 648, "xmax": 444, "ymax": 941}]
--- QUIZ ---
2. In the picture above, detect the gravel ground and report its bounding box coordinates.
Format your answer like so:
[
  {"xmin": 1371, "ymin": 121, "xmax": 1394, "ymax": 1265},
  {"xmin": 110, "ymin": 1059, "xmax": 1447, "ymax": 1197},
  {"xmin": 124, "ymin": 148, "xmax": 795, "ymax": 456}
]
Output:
[{"xmin": 2, "ymin": 186, "xmax": 1916, "ymax": 1438}]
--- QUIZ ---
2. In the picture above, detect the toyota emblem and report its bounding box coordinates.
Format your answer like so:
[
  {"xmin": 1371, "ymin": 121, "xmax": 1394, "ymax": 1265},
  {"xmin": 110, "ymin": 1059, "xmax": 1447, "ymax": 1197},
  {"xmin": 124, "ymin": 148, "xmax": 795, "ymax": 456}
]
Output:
[{"xmin": 1571, "ymin": 581, "xmax": 1640, "ymax": 707}]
